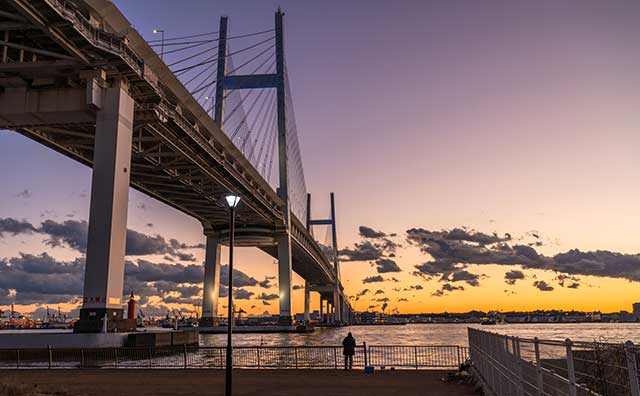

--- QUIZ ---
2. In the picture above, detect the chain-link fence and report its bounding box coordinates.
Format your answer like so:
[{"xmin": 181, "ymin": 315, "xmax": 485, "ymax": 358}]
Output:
[
  {"xmin": 0, "ymin": 343, "xmax": 467, "ymax": 370},
  {"xmin": 469, "ymin": 328, "xmax": 640, "ymax": 396}
]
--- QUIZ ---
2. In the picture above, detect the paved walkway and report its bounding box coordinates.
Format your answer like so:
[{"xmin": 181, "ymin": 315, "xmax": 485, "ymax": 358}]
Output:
[{"xmin": 1, "ymin": 369, "xmax": 475, "ymax": 396}]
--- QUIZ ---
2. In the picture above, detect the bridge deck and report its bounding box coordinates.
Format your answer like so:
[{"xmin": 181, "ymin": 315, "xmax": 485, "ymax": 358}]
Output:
[{"xmin": 0, "ymin": 0, "xmax": 337, "ymax": 286}]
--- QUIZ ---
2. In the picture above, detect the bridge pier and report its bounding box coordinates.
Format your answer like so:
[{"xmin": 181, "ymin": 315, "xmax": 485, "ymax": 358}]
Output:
[
  {"xmin": 199, "ymin": 233, "xmax": 222, "ymax": 327},
  {"xmin": 75, "ymin": 79, "xmax": 135, "ymax": 333},
  {"xmin": 304, "ymin": 281, "xmax": 310, "ymax": 323},
  {"xmin": 277, "ymin": 234, "xmax": 293, "ymax": 326}
]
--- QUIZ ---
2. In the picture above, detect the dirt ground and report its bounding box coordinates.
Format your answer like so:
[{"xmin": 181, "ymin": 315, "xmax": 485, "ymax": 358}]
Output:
[{"xmin": 0, "ymin": 369, "xmax": 476, "ymax": 396}]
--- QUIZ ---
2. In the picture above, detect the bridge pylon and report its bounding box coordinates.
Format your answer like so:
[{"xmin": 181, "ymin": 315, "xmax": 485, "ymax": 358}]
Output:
[{"xmin": 209, "ymin": 9, "xmax": 295, "ymax": 326}]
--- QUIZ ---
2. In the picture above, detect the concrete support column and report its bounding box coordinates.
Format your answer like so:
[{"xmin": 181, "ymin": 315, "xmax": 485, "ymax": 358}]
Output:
[
  {"xmin": 277, "ymin": 233, "xmax": 293, "ymax": 326},
  {"xmin": 199, "ymin": 233, "xmax": 221, "ymax": 327},
  {"xmin": 304, "ymin": 281, "xmax": 310, "ymax": 323},
  {"xmin": 333, "ymin": 291, "xmax": 341, "ymax": 324},
  {"xmin": 75, "ymin": 79, "xmax": 134, "ymax": 333},
  {"xmin": 319, "ymin": 298, "xmax": 324, "ymax": 323}
]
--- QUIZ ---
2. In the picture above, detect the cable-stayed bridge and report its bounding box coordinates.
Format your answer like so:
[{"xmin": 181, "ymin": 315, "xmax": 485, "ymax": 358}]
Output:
[{"xmin": 0, "ymin": 0, "xmax": 351, "ymax": 332}]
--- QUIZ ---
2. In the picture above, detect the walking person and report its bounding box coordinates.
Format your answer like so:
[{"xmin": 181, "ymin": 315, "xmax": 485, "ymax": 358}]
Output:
[{"xmin": 342, "ymin": 332, "xmax": 356, "ymax": 370}]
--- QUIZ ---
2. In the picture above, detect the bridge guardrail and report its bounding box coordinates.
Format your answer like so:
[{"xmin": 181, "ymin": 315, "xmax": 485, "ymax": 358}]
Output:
[
  {"xmin": 468, "ymin": 328, "xmax": 640, "ymax": 396},
  {"xmin": 0, "ymin": 344, "xmax": 467, "ymax": 370}
]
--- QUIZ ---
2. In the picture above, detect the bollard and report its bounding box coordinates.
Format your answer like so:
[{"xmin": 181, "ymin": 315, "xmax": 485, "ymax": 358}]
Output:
[
  {"xmin": 534, "ymin": 338, "xmax": 543, "ymax": 396},
  {"xmin": 625, "ymin": 341, "xmax": 640, "ymax": 396},
  {"xmin": 565, "ymin": 339, "xmax": 577, "ymax": 396}
]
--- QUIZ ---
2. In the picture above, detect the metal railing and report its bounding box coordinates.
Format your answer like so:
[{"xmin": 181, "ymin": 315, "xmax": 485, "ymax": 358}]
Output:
[
  {"xmin": 468, "ymin": 328, "xmax": 640, "ymax": 396},
  {"xmin": 0, "ymin": 343, "xmax": 467, "ymax": 370}
]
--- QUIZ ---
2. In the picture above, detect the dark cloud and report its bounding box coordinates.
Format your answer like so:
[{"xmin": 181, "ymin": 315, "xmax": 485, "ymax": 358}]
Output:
[
  {"xmin": 505, "ymin": 270, "xmax": 525, "ymax": 285},
  {"xmin": 398, "ymin": 298, "xmax": 408, "ymax": 302},
  {"xmin": 362, "ymin": 275, "xmax": 384, "ymax": 284},
  {"xmin": 258, "ymin": 276, "xmax": 276, "ymax": 289},
  {"xmin": 374, "ymin": 258, "xmax": 402, "ymax": 273},
  {"xmin": 16, "ymin": 189, "xmax": 31, "ymax": 199},
  {"xmin": 234, "ymin": 289, "xmax": 254, "ymax": 300},
  {"xmin": 381, "ymin": 302, "xmax": 388, "ymax": 311},
  {"xmin": 257, "ymin": 293, "xmax": 278, "ymax": 301},
  {"xmin": 359, "ymin": 226, "xmax": 386, "ymax": 239},
  {"xmin": 533, "ymin": 280, "xmax": 554, "ymax": 291},
  {"xmin": 292, "ymin": 284, "xmax": 304, "ymax": 290},
  {"xmin": 175, "ymin": 252, "xmax": 196, "ymax": 262},
  {"xmin": 339, "ymin": 241, "xmax": 385, "ymax": 262},
  {"xmin": 374, "ymin": 289, "xmax": 384, "ymax": 295},
  {"xmin": 0, "ymin": 217, "xmax": 196, "ymax": 259},
  {"xmin": 403, "ymin": 285, "xmax": 423, "ymax": 291},
  {"xmin": 555, "ymin": 274, "xmax": 580, "ymax": 288},
  {"xmin": 407, "ymin": 227, "xmax": 640, "ymax": 285},
  {"xmin": 432, "ymin": 283, "xmax": 464, "ymax": 297},
  {"xmin": 0, "ymin": 218, "xmax": 38, "ymax": 237},
  {"xmin": 375, "ymin": 297, "xmax": 390, "ymax": 302},
  {"xmin": 220, "ymin": 265, "xmax": 258, "ymax": 287}
]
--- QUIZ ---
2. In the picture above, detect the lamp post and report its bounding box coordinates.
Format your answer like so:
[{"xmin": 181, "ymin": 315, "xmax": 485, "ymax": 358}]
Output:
[
  {"xmin": 152, "ymin": 29, "xmax": 165, "ymax": 60},
  {"xmin": 224, "ymin": 194, "xmax": 240, "ymax": 396}
]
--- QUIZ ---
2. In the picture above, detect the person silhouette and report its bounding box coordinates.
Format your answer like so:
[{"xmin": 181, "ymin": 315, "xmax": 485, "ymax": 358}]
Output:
[{"xmin": 342, "ymin": 332, "xmax": 356, "ymax": 370}]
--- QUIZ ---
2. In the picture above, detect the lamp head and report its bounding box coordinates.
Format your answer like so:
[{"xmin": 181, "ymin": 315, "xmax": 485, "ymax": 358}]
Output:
[
  {"xmin": 153, "ymin": 29, "xmax": 163, "ymax": 34},
  {"xmin": 225, "ymin": 194, "xmax": 241, "ymax": 208}
]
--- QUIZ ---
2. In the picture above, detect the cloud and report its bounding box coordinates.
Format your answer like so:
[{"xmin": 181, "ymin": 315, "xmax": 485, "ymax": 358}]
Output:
[
  {"xmin": 407, "ymin": 226, "xmax": 640, "ymax": 285},
  {"xmin": 16, "ymin": 189, "xmax": 31, "ymax": 199},
  {"xmin": 362, "ymin": 275, "xmax": 384, "ymax": 284},
  {"xmin": 381, "ymin": 302, "xmax": 388, "ymax": 311},
  {"xmin": 0, "ymin": 218, "xmax": 38, "ymax": 237},
  {"xmin": 292, "ymin": 284, "xmax": 304, "ymax": 290},
  {"xmin": 234, "ymin": 289, "xmax": 254, "ymax": 300},
  {"xmin": 339, "ymin": 226, "xmax": 399, "ymax": 262},
  {"xmin": 403, "ymin": 285, "xmax": 423, "ymax": 291},
  {"xmin": 359, "ymin": 226, "xmax": 386, "ymax": 239},
  {"xmin": 374, "ymin": 289, "xmax": 384, "ymax": 295},
  {"xmin": 374, "ymin": 258, "xmax": 402, "ymax": 273},
  {"xmin": 258, "ymin": 276, "xmax": 276, "ymax": 289},
  {"xmin": 375, "ymin": 297, "xmax": 390, "ymax": 302},
  {"xmin": 220, "ymin": 265, "xmax": 258, "ymax": 287},
  {"xmin": 533, "ymin": 280, "xmax": 554, "ymax": 291},
  {"xmin": 398, "ymin": 298, "xmax": 408, "ymax": 302},
  {"xmin": 257, "ymin": 293, "xmax": 278, "ymax": 301},
  {"xmin": 432, "ymin": 283, "xmax": 464, "ymax": 297},
  {"xmin": 505, "ymin": 270, "xmax": 525, "ymax": 285},
  {"xmin": 0, "ymin": 217, "xmax": 196, "ymax": 259}
]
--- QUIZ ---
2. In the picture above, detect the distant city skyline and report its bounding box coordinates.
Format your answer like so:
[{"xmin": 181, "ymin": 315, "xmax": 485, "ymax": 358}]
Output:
[{"xmin": 3, "ymin": 0, "xmax": 640, "ymax": 317}]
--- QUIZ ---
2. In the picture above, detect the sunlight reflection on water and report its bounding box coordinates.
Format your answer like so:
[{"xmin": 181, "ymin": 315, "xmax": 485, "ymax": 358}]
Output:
[{"xmin": 199, "ymin": 323, "xmax": 640, "ymax": 347}]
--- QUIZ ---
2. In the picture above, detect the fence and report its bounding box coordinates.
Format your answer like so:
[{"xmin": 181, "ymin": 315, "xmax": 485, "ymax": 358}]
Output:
[
  {"xmin": 0, "ymin": 344, "xmax": 468, "ymax": 370},
  {"xmin": 468, "ymin": 328, "xmax": 640, "ymax": 396}
]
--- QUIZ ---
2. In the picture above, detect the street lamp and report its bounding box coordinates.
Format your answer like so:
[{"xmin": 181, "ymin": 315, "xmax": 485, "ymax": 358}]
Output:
[
  {"xmin": 224, "ymin": 194, "xmax": 240, "ymax": 396},
  {"xmin": 152, "ymin": 29, "xmax": 165, "ymax": 60}
]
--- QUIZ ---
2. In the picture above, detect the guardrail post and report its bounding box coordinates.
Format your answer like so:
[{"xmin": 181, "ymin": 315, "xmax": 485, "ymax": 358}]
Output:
[
  {"xmin": 294, "ymin": 347, "xmax": 299, "ymax": 369},
  {"xmin": 148, "ymin": 347, "xmax": 152, "ymax": 368},
  {"xmin": 80, "ymin": 348, "xmax": 85, "ymax": 368},
  {"xmin": 457, "ymin": 346, "xmax": 462, "ymax": 366},
  {"xmin": 534, "ymin": 337, "xmax": 543, "ymax": 395},
  {"xmin": 514, "ymin": 337, "xmax": 525, "ymax": 396},
  {"xmin": 257, "ymin": 347, "xmax": 261, "ymax": 369},
  {"xmin": 363, "ymin": 342, "xmax": 368, "ymax": 367},
  {"xmin": 183, "ymin": 344, "xmax": 188, "ymax": 369},
  {"xmin": 625, "ymin": 341, "xmax": 640, "ymax": 396},
  {"xmin": 414, "ymin": 346, "xmax": 418, "ymax": 369},
  {"xmin": 334, "ymin": 347, "xmax": 338, "ymax": 369},
  {"xmin": 48, "ymin": 345, "xmax": 52, "ymax": 369},
  {"xmin": 114, "ymin": 347, "xmax": 119, "ymax": 368},
  {"xmin": 15, "ymin": 349, "xmax": 20, "ymax": 368},
  {"xmin": 565, "ymin": 338, "xmax": 577, "ymax": 396}
]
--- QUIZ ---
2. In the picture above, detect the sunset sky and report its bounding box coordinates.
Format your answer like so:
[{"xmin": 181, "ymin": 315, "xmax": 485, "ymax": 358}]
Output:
[{"xmin": 2, "ymin": 0, "xmax": 640, "ymax": 318}]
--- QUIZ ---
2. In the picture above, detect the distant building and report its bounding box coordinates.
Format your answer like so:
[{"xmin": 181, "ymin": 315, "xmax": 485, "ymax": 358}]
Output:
[{"xmin": 633, "ymin": 303, "xmax": 640, "ymax": 316}]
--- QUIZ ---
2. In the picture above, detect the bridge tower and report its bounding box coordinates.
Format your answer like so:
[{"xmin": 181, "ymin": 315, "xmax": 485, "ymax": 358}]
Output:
[
  {"xmin": 200, "ymin": 9, "xmax": 296, "ymax": 326},
  {"xmin": 307, "ymin": 192, "xmax": 346, "ymax": 324}
]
